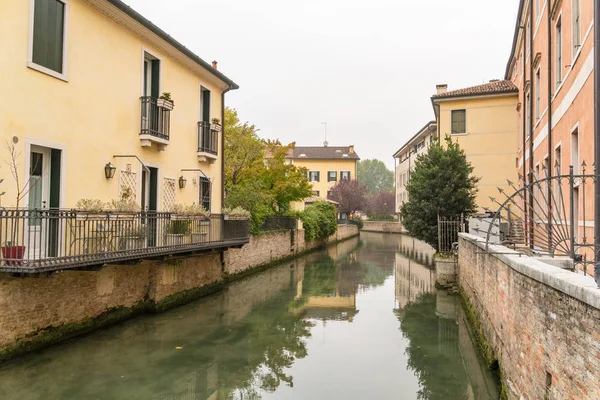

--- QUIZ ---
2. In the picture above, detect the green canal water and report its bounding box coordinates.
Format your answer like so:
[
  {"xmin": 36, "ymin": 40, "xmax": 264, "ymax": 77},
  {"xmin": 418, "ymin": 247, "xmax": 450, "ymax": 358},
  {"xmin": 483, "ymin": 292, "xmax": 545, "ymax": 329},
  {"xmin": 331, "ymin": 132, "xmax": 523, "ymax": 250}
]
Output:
[{"xmin": 0, "ymin": 232, "xmax": 499, "ymax": 399}]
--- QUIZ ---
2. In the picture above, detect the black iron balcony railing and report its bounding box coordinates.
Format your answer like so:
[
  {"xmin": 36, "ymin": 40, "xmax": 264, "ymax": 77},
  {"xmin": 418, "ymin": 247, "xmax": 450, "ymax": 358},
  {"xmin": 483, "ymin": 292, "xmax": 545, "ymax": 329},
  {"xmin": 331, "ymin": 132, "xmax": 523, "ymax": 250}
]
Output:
[
  {"xmin": 260, "ymin": 216, "xmax": 298, "ymax": 232},
  {"xmin": 141, "ymin": 96, "xmax": 171, "ymax": 141},
  {"xmin": 0, "ymin": 209, "xmax": 249, "ymax": 273},
  {"xmin": 198, "ymin": 121, "xmax": 218, "ymax": 155}
]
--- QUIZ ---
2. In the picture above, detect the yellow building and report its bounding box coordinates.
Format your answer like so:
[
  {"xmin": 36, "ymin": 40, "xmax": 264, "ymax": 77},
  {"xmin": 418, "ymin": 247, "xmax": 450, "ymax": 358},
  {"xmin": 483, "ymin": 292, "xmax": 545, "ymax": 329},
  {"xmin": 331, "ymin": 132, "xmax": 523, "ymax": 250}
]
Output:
[
  {"xmin": 0, "ymin": 0, "xmax": 246, "ymax": 272},
  {"xmin": 0, "ymin": 0, "xmax": 237, "ymax": 211},
  {"xmin": 287, "ymin": 145, "xmax": 360, "ymax": 199},
  {"xmin": 431, "ymin": 81, "xmax": 519, "ymax": 213}
]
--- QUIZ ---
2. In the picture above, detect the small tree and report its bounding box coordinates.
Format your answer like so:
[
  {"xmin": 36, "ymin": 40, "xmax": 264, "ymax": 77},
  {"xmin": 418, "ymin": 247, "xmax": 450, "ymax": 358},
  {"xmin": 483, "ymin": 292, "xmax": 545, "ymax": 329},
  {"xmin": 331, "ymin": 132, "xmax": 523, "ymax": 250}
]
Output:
[
  {"xmin": 329, "ymin": 179, "xmax": 369, "ymax": 218},
  {"xmin": 300, "ymin": 201, "xmax": 337, "ymax": 241},
  {"xmin": 400, "ymin": 137, "xmax": 479, "ymax": 250}
]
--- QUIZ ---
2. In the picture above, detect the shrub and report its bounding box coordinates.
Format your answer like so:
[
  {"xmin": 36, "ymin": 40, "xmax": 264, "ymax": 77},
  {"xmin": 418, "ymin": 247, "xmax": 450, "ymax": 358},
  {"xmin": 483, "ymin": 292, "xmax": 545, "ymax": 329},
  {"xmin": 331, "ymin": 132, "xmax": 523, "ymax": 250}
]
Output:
[
  {"xmin": 352, "ymin": 217, "xmax": 364, "ymax": 229},
  {"xmin": 300, "ymin": 201, "xmax": 337, "ymax": 241}
]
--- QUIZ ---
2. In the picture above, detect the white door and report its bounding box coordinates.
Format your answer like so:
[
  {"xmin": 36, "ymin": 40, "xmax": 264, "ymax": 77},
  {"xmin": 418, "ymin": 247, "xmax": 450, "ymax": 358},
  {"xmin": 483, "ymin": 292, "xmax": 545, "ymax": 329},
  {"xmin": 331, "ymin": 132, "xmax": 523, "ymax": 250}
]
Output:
[{"xmin": 26, "ymin": 146, "xmax": 51, "ymax": 260}]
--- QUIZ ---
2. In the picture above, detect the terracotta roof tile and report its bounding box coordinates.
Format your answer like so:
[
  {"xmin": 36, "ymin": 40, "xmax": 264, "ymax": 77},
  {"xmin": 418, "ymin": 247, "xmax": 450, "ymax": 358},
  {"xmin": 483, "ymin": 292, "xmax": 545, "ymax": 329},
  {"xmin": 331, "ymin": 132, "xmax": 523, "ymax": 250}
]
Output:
[
  {"xmin": 431, "ymin": 80, "xmax": 518, "ymax": 100},
  {"xmin": 288, "ymin": 146, "xmax": 360, "ymax": 160}
]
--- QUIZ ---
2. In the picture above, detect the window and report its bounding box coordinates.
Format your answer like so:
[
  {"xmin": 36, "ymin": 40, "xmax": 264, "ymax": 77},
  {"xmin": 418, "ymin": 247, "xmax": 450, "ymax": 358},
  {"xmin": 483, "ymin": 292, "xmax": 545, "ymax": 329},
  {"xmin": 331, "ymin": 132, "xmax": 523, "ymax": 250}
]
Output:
[
  {"xmin": 535, "ymin": 69, "xmax": 541, "ymax": 120},
  {"xmin": 572, "ymin": 126, "xmax": 579, "ymax": 174},
  {"xmin": 29, "ymin": 0, "xmax": 68, "ymax": 78},
  {"xmin": 327, "ymin": 191, "xmax": 333, "ymax": 198},
  {"xmin": 525, "ymin": 92, "xmax": 531, "ymax": 139},
  {"xmin": 309, "ymin": 171, "xmax": 320, "ymax": 182},
  {"xmin": 573, "ymin": 0, "xmax": 581, "ymax": 57},
  {"xmin": 526, "ymin": 20, "xmax": 531, "ymax": 57},
  {"xmin": 556, "ymin": 18, "xmax": 562, "ymax": 87},
  {"xmin": 199, "ymin": 177, "xmax": 211, "ymax": 211},
  {"xmin": 340, "ymin": 171, "xmax": 351, "ymax": 180},
  {"xmin": 328, "ymin": 171, "xmax": 337, "ymax": 182},
  {"xmin": 416, "ymin": 141, "xmax": 425, "ymax": 152},
  {"xmin": 536, "ymin": 0, "xmax": 541, "ymax": 19},
  {"xmin": 554, "ymin": 146, "xmax": 562, "ymax": 218},
  {"xmin": 312, "ymin": 190, "xmax": 320, "ymax": 197},
  {"xmin": 143, "ymin": 52, "xmax": 161, "ymax": 98},
  {"xmin": 451, "ymin": 110, "xmax": 466, "ymax": 134}
]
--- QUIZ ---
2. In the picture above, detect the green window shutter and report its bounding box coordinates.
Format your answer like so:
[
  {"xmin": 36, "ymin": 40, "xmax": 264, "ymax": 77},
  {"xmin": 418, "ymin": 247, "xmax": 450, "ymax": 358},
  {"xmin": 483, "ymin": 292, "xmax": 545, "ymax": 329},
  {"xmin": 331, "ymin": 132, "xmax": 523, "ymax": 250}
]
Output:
[
  {"xmin": 151, "ymin": 60, "xmax": 160, "ymax": 98},
  {"xmin": 202, "ymin": 90, "xmax": 211, "ymax": 122},
  {"xmin": 32, "ymin": 0, "xmax": 65, "ymax": 74}
]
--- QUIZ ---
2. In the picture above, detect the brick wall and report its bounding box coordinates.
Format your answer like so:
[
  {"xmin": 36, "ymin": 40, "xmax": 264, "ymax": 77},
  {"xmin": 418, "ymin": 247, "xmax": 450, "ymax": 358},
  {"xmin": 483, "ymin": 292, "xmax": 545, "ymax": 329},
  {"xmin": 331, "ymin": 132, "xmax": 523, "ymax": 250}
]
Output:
[
  {"xmin": 223, "ymin": 231, "xmax": 294, "ymax": 275},
  {"xmin": 458, "ymin": 233, "xmax": 600, "ymax": 400},
  {"xmin": 362, "ymin": 221, "xmax": 404, "ymax": 234}
]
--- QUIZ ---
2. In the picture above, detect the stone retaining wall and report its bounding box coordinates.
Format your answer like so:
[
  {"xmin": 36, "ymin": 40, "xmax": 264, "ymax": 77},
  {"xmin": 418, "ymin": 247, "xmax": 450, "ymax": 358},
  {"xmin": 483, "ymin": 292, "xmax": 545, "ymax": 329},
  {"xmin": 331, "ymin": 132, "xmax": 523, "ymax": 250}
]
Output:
[
  {"xmin": 0, "ymin": 224, "xmax": 359, "ymax": 361},
  {"xmin": 362, "ymin": 221, "xmax": 405, "ymax": 234},
  {"xmin": 458, "ymin": 233, "xmax": 600, "ymax": 400}
]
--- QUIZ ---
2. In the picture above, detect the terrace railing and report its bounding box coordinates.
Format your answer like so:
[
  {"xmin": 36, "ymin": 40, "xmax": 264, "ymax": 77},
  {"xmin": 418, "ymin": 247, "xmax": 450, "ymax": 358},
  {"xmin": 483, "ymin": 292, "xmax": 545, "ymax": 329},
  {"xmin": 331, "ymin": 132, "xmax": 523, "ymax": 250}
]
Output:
[
  {"xmin": 0, "ymin": 209, "xmax": 249, "ymax": 273},
  {"xmin": 260, "ymin": 216, "xmax": 298, "ymax": 232}
]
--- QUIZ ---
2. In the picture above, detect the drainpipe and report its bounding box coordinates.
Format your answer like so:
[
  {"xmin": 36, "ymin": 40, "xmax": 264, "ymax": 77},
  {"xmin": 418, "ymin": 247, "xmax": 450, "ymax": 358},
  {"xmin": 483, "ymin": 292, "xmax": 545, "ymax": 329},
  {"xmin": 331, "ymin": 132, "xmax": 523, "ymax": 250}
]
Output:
[
  {"xmin": 529, "ymin": 2, "xmax": 535, "ymax": 249},
  {"xmin": 522, "ymin": 24, "xmax": 528, "ymax": 242},
  {"xmin": 547, "ymin": 0, "xmax": 553, "ymax": 251},
  {"xmin": 594, "ymin": 0, "xmax": 600, "ymax": 281},
  {"xmin": 221, "ymin": 84, "xmax": 234, "ymax": 211}
]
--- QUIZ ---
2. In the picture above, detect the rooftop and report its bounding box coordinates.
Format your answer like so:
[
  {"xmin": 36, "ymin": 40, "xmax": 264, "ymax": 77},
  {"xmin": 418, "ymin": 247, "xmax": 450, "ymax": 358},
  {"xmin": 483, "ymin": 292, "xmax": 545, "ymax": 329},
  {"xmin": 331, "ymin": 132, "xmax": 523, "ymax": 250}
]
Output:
[
  {"xmin": 288, "ymin": 146, "xmax": 360, "ymax": 160},
  {"xmin": 393, "ymin": 121, "xmax": 437, "ymax": 158},
  {"xmin": 431, "ymin": 80, "xmax": 518, "ymax": 100}
]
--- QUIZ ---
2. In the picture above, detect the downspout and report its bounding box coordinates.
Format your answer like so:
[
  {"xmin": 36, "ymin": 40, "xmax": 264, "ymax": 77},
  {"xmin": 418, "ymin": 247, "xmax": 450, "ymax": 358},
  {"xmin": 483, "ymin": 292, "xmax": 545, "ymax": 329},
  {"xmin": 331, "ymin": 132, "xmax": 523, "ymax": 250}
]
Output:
[
  {"xmin": 529, "ymin": 1, "xmax": 535, "ymax": 249},
  {"xmin": 547, "ymin": 2, "xmax": 553, "ymax": 250},
  {"xmin": 522, "ymin": 23, "xmax": 528, "ymax": 242},
  {"xmin": 221, "ymin": 84, "xmax": 234, "ymax": 211},
  {"xmin": 594, "ymin": 0, "xmax": 600, "ymax": 280}
]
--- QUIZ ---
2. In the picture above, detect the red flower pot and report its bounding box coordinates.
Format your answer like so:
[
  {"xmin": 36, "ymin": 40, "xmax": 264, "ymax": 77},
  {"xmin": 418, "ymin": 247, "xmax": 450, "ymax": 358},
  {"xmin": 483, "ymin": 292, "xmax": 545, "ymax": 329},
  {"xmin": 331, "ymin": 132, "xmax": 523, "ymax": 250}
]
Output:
[{"xmin": 2, "ymin": 245, "xmax": 26, "ymax": 266}]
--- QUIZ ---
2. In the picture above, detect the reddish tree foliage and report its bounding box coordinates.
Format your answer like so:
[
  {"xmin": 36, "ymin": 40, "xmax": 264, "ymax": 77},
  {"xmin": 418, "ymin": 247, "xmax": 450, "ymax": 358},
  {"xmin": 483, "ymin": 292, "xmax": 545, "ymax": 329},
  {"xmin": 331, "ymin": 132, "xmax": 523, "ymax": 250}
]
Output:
[
  {"xmin": 329, "ymin": 179, "xmax": 369, "ymax": 216},
  {"xmin": 367, "ymin": 190, "xmax": 396, "ymax": 217}
]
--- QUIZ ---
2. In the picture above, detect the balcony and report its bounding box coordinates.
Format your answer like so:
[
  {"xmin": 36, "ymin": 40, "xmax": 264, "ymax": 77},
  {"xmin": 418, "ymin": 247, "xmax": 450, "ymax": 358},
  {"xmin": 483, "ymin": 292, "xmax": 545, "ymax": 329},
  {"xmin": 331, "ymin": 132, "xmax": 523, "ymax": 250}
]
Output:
[
  {"xmin": 140, "ymin": 96, "xmax": 171, "ymax": 151},
  {"xmin": 0, "ymin": 209, "xmax": 249, "ymax": 273},
  {"xmin": 197, "ymin": 121, "xmax": 219, "ymax": 163}
]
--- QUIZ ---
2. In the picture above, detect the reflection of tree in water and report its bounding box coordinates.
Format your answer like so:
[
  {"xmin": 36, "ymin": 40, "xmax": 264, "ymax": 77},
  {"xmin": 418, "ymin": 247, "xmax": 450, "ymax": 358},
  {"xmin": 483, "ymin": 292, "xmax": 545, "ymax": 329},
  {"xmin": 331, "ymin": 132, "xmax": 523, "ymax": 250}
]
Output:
[{"xmin": 396, "ymin": 294, "xmax": 469, "ymax": 400}]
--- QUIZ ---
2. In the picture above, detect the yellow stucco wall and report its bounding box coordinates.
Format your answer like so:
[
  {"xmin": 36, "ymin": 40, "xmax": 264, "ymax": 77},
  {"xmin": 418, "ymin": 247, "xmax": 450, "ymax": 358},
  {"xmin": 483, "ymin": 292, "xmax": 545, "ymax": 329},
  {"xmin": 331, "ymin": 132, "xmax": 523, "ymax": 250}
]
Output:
[
  {"xmin": 0, "ymin": 0, "xmax": 227, "ymax": 211},
  {"xmin": 436, "ymin": 95, "xmax": 519, "ymax": 213},
  {"xmin": 290, "ymin": 158, "xmax": 358, "ymax": 196}
]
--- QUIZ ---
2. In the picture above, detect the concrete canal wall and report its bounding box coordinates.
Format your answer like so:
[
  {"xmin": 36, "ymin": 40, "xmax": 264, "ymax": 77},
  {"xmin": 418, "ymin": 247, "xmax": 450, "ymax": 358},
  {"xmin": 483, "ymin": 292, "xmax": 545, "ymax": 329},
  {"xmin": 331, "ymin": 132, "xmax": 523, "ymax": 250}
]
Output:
[
  {"xmin": 458, "ymin": 233, "xmax": 600, "ymax": 400},
  {"xmin": 0, "ymin": 225, "xmax": 359, "ymax": 361},
  {"xmin": 362, "ymin": 221, "xmax": 405, "ymax": 234}
]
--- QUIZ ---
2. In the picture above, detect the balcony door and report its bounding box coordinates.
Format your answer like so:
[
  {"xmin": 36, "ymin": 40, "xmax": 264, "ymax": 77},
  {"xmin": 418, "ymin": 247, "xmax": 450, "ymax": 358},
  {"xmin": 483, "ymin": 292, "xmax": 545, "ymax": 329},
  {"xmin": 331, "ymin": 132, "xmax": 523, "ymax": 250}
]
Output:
[
  {"xmin": 141, "ymin": 167, "xmax": 159, "ymax": 247},
  {"xmin": 142, "ymin": 53, "xmax": 161, "ymax": 134},
  {"xmin": 26, "ymin": 146, "xmax": 61, "ymax": 259}
]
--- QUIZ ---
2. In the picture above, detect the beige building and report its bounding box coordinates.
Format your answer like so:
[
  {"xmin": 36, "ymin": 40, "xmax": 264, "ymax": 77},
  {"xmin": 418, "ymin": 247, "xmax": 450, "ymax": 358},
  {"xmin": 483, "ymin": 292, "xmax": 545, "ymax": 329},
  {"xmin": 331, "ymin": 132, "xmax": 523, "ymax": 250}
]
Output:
[
  {"xmin": 393, "ymin": 121, "xmax": 437, "ymax": 213},
  {"xmin": 431, "ymin": 81, "xmax": 520, "ymax": 213},
  {"xmin": 287, "ymin": 145, "xmax": 360, "ymax": 199},
  {"xmin": 0, "ymin": 0, "xmax": 246, "ymax": 272}
]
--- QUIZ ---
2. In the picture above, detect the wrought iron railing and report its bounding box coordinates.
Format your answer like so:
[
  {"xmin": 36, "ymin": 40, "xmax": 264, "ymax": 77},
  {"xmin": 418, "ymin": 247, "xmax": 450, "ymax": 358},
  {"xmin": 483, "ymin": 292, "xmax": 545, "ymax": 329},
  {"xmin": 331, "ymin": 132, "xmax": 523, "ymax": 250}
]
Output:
[
  {"xmin": 438, "ymin": 215, "xmax": 466, "ymax": 254},
  {"xmin": 261, "ymin": 216, "xmax": 297, "ymax": 231},
  {"xmin": 479, "ymin": 161, "xmax": 596, "ymax": 274},
  {"xmin": 337, "ymin": 219, "xmax": 359, "ymax": 226},
  {"xmin": 140, "ymin": 96, "xmax": 170, "ymax": 141},
  {"xmin": 0, "ymin": 209, "xmax": 249, "ymax": 273},
  {"xmin": 198, "ymin": 122, "xmax": 218, "ymax": 155}
]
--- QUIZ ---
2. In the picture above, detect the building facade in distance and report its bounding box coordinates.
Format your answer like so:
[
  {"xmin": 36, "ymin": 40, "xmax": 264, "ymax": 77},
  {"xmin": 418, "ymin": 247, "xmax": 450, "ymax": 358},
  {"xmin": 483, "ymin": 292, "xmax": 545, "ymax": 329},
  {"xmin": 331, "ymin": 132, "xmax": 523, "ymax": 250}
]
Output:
[{"xmin": 287, "ymin": 145, "xmax": 360, "ymax": 198}]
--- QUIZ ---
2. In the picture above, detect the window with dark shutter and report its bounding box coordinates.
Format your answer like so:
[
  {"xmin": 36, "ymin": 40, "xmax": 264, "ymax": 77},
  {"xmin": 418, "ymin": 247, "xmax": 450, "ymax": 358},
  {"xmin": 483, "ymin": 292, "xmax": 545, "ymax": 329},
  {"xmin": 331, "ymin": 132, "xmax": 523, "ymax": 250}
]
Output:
[
  {"xmin": 451, "ymin": 110, "xmax": 466, "ymax": 134},
  {"xmin": 199, "ymin": 177, "xmax": 211, "ymax": 212},
  {"xmin": 32, "ymin": 0, "xmax": 66, "ymax": 74},
  {"xmin": 328, "ymin": 171, "xmax": 337, "ymax": 182},
  {"xmin": 341, "ymin": 171, "xmax": 351, "ymax": 180}
]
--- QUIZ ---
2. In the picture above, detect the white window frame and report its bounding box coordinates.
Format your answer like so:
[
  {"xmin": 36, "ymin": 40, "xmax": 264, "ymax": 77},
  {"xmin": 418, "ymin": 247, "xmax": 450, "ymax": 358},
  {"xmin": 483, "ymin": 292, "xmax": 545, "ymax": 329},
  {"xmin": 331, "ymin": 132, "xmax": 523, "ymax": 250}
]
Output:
[
  {"xmin": 572, "ymin": 0, "xmax": 581, "ymax": 60},
  {"xmin": 525, "ymin": 90, "xmax": 531, "ymax": 140},
  {"xmin": 309, "ymin": 171, "xmax": 320, "ymax": 183},
  {"xmin": 571, "ymin": 122, "xmax": 580, "ymax": 174},
  {"xmin": 340, "ymin": 171, "xmax": 351, "ymax": 180},
  {"xmin": 535, "ymin": 68, "xmax": 541, "ymax": 121},
  {"xmin": 450, "ymin": 109, "xmax": 467, "ymax": 135},
  {"xmin": 555, "ymin": 15, "xmax": 563, "ymax": 90},
  {"xmin": 27, "ymin": 0, "xmax": 70, "ymax": 82},
  {"xmin": 141, "ymin": 47, "xmax": 163, "ymax": 97}
]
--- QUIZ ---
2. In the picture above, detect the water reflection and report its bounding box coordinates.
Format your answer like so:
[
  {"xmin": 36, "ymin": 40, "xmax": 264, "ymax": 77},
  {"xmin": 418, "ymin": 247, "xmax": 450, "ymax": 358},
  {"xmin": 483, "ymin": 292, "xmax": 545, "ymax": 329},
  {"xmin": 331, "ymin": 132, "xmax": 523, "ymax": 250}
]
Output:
[{"xmin": 0, "ymin": 233, "xmax": 498, "ymax": 400}]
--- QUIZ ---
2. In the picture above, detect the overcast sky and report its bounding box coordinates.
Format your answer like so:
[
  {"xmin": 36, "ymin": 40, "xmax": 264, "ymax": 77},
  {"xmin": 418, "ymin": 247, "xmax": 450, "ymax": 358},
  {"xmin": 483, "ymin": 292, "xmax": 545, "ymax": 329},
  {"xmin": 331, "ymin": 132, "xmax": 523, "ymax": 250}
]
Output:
[{"xmin": 124, "ymin": 0, "xmax": 519, "ymax": 169}]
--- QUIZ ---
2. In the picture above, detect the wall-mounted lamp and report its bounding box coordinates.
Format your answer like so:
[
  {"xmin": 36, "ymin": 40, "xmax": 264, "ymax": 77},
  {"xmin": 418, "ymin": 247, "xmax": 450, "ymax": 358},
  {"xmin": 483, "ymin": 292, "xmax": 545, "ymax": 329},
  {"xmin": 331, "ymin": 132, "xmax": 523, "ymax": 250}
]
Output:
[
  {"xmin": 105, "ymin": 162, "xmax": 116, "ymax": 179},
  {"xmin": 179, "ymin": 175, "xmax": 187, "ymax": 189}
]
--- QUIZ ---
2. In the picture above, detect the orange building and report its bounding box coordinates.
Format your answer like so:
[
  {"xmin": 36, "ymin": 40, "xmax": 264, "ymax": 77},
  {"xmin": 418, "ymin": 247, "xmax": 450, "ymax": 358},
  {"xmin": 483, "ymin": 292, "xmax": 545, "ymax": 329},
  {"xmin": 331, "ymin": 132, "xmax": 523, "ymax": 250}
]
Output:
[{"xmin": 505, "ymin": 0, "xmax": 594, "ymax": 271}]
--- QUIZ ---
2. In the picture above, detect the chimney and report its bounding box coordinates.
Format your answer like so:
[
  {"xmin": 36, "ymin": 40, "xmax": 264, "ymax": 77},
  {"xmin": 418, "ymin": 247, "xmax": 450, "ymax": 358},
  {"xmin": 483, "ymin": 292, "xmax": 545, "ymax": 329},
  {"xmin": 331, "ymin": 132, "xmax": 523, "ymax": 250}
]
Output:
[
  {"xmin": 349, "ymin": 145, "xmax": 355, "ymax": 154},
  {"xmin": 212, "ymin": 60, "xmax": 218, "ymax": 70},
  {"xmin": 489, "ymin": 79, "xmax": 500, "ymax": 83},
  {"xmin": 436, "ymin": 84, "xmax": 448, "ymax": 94}
]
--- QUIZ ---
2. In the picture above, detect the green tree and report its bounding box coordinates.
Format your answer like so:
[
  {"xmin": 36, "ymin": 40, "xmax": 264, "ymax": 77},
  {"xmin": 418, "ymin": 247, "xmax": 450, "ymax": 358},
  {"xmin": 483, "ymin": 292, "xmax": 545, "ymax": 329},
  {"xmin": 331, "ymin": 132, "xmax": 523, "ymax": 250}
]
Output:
[
  {"xmin": 224, "ymin": 107, "xmax": 264, "ymax": 194},
  {"xmin": 357, "ymin": 159, "xmax": 394, "ymax": 195},
  {"xmin": 400, "ymin": 137, "xmax": 479, "ymax": 250},
  {"xmin": 299, "ymin": 201, "xmax": 338, "ymax": 241},
  {"xmin": 225, "ymin": 180, "xmax": 275, "ymax": 235},
  {"xmin": 329, "ymin": 179, "xmax": 369, "ymax": 217}
]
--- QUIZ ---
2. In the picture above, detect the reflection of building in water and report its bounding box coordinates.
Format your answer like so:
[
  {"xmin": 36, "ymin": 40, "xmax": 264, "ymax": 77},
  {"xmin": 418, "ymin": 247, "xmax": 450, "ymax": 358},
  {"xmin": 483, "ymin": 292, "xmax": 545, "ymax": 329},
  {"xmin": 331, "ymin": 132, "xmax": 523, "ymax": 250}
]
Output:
[
  {"xmin": 398, "ymin": 234, "xmax": 436, "ymax": 268},
  {"xmin": 395, "ymin": 252, "xmax": 436, "ymax": 309},
  {"xmin": 435, "ymin": 292, "xmax": 460, "ymax": 360},
  {"xmin": 151, "ymin": 361, "xmax": 218, "ymax": 400},
  {"xmin": 303, "ymin": 291, "xmax": 358, "ymax": 322}
]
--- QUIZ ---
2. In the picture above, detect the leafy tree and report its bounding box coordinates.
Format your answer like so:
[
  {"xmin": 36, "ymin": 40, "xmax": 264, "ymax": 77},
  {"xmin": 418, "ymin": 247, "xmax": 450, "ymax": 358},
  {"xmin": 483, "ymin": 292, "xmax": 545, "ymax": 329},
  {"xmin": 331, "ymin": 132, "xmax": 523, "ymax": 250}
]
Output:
[
  {"xmin": 357, "ymin": 159, "xmax": 394, "ymax": 195},
  {"xmin": 300, "ymin": 201, "xmax": 338, "ymax": 241},
  {"xmin": 329, "ymin": 179, "xmax": 369, "ymax": 217},
  {"xmin": 224, "ymin": 107, "xmax": 264, "ymax": 194},
  {"xmin": 262, "ymin": 140, "xmax": 313, "ymax": 212},
  {"xmin": 225, "ymin": 181, "xmax": 275, "ymax": 235},
  {"xmin": 367, "ymin": 190, "xmax": 395, "ymax": 217},
  {"xmin": 400, "ymin": 137, "xmax": 479, "ymax": 250}
]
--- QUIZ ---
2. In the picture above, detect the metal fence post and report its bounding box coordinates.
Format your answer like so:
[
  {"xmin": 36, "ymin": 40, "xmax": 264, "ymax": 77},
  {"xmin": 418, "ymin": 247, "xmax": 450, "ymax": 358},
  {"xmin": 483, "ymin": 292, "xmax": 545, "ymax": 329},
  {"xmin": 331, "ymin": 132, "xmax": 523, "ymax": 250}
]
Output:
[{"xmin": 437, "ymin": 214, "xmax": 442, "ymax": 252}]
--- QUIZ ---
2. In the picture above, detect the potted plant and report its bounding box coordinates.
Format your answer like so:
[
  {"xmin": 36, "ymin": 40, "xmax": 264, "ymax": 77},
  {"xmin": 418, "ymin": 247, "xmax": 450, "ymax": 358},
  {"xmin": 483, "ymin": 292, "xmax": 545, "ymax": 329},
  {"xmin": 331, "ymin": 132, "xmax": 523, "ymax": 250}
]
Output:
[
  {"xmin": 223, "ymin": 207, "xmax": 250, "ymax": 220},
  {"xmin": 109, "ymin": 185, "xmax": 140, "ymax": 221},
  {"xmin": 119, "ymin": 225, "xmax": 148, "ymax": 250},
  {"xmin": 165, "ymin": 219, "xmax": 190, "ymax": 246},
  {"xmin": 222, "ymin": 207, "xmax": 250, "ymax": 240},
  {"xmin": 210, "ymin": 118, "xmax": 222, "ymax": 132},
  {"xmin": 157, "ymin": 92, "xmax": 175, "ymax": 111},
  {"xmin": 75, "ymin": 198, "xmax": 108, "ymax": 221},
  {"xmin": 185, "ymin": 204, "xmax": 211, "ymax": 243}
]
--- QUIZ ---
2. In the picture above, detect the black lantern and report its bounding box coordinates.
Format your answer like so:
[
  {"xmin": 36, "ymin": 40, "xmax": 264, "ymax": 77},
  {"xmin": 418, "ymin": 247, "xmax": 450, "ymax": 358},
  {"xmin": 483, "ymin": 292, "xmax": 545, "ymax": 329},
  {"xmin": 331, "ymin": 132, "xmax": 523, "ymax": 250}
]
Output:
[
  {"xmin": 105, "ymin": 162, "xmax": 116, "ymax": 179},
  {"xmin": 179, "ymin": 175, "xmax": 187, "ymax": 189}
]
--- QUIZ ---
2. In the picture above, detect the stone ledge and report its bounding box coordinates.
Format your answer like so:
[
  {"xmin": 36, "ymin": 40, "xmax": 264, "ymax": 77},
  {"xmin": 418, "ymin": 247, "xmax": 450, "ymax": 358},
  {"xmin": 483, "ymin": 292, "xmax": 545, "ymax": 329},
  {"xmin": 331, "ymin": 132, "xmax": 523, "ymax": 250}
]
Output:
[{"xmin": 459, "ymin": 232, "xmax": 600, "ymax": 310}]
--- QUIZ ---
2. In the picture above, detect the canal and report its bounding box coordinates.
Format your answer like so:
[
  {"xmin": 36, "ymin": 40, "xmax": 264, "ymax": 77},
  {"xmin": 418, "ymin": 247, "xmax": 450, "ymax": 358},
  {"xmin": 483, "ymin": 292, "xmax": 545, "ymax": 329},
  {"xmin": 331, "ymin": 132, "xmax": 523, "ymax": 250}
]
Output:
[{"xmin": 0, "ymin": 232, "xmax": 499, "ymax": 399}]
